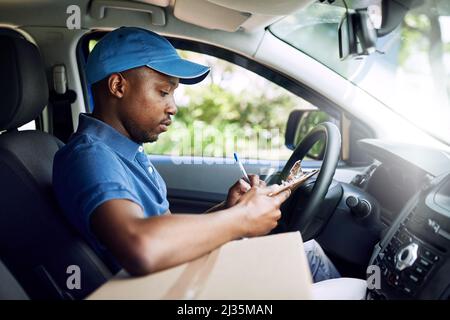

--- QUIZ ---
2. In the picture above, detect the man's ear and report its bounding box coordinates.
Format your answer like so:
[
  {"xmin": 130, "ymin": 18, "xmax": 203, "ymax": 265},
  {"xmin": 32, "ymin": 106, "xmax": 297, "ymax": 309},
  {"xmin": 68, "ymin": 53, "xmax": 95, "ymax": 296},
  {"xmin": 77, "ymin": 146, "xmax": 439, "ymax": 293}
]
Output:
[{"xmin": 108, "ymin": 73, "xmax": 127, "ymax": 98}]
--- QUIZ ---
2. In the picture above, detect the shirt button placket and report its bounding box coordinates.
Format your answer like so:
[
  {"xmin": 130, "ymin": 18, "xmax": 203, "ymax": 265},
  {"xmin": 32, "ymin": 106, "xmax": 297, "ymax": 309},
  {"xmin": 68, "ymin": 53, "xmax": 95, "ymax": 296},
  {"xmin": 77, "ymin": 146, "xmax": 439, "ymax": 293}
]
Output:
[{"xmin": 137, "ymin": 145, "xmax": 154, "ymax": 176}]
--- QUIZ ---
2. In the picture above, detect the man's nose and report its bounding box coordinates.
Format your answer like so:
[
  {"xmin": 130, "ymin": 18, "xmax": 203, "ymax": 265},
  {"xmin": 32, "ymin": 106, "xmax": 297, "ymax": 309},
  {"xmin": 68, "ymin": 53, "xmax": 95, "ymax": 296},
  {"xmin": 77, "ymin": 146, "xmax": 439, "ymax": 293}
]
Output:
[{"xmin": 167, "ymin": 99, "xmax": 178, "ymax": 116}]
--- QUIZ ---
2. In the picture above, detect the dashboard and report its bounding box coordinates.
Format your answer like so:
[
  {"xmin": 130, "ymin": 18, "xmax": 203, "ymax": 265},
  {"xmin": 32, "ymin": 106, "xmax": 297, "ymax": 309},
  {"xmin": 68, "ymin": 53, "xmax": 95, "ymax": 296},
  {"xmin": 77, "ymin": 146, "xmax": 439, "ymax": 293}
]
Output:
[
  {"xmin": 365, "ymin": 163, "xmax": 425, "ymax": 224},
  {"xmin": 355, "ymin": 139, "xmax": 450, "ymax": 299},
  {"xmin": 292, "ymin": 138, "xmax": 450, "ymax": 299},
  {"xmin": 354, "ymin": 139, "xmax": 450, "ymax": 225}
]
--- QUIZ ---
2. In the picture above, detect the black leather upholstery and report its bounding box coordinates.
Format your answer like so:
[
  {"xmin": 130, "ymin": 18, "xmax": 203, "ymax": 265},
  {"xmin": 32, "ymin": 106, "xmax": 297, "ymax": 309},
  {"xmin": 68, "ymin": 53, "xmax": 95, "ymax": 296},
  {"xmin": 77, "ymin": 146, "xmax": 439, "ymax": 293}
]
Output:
[{"xmin": 0, "ymin": 30, "xmax": 112, "ymax": 299}]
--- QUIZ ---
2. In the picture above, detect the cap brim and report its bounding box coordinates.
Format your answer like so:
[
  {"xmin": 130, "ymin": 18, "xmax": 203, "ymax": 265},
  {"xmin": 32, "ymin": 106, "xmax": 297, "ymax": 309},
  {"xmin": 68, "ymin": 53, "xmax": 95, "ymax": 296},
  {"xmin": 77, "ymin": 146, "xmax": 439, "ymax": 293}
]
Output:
[{"xmin": 147, "ymin": 58, "xmax": 210, "ymax": 85}]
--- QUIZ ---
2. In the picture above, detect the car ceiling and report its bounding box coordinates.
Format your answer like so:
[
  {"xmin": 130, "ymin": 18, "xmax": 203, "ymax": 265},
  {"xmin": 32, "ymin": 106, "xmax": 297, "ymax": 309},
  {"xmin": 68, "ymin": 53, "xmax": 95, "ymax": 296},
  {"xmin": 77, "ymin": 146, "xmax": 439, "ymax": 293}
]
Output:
[{"xmin": 0, "ymin": 0, "xmax": 314, "ymax": 32}]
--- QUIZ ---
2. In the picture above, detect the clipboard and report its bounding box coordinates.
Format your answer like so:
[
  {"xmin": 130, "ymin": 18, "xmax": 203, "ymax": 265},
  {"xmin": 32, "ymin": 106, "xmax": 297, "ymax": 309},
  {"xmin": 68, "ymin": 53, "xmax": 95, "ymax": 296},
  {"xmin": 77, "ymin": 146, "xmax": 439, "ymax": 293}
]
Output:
[{"xmin": 268, "ymin": 161, "xmax": 319, "ymax": 197}]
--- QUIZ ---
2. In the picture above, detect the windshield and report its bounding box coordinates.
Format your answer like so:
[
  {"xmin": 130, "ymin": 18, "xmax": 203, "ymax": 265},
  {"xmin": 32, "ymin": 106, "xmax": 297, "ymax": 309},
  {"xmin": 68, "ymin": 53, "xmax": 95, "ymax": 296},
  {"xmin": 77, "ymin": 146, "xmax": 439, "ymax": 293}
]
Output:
[{"xmin": 270, "ymin": 0, "xmax": 450, "ymax": 144}]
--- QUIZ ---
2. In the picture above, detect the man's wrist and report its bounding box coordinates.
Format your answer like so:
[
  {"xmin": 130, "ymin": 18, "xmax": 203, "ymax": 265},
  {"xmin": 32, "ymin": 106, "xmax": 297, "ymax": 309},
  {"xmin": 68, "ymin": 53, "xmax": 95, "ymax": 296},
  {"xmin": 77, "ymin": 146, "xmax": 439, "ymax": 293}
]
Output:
[
  {"xmin": 217, "ymin": 204, "xmax": 248, "ymax": 240},
  {"xmin": 204, "ymin": 200, "xmax": 226, "ymax": 213}
]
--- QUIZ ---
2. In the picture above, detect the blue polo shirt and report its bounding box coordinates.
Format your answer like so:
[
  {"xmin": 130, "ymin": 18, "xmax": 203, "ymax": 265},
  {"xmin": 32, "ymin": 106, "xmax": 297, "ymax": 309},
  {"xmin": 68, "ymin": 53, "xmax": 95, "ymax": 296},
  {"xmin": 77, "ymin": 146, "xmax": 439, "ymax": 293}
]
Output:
[{"xmin": 53, "ymin": 113, "xmax": 169, "ymax": 271}]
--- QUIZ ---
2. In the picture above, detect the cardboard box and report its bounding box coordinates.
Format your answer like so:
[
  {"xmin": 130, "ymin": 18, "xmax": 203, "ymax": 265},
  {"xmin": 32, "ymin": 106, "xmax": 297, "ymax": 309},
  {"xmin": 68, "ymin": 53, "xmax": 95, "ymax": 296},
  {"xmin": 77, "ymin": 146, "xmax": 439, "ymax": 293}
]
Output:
[{"xmin": 87, "ymin": 232, "xmax": 312, "ymax": 299}]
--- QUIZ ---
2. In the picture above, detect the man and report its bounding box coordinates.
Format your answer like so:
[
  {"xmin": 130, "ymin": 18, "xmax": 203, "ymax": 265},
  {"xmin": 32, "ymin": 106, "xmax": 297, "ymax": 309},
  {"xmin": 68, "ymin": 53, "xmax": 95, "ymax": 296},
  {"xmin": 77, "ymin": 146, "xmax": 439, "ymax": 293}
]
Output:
[{"xmin": 53, "ymin": 27, "xmax": 340, "ymax": 282}]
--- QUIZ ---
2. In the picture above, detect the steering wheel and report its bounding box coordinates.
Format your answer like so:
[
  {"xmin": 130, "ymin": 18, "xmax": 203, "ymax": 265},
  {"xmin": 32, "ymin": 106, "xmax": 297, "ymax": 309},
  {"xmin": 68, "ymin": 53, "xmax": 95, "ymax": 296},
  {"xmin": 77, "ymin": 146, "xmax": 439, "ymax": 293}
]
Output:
[{"xmin": 273, "ymin": 122, "xmax": 341, "ymax": 239}]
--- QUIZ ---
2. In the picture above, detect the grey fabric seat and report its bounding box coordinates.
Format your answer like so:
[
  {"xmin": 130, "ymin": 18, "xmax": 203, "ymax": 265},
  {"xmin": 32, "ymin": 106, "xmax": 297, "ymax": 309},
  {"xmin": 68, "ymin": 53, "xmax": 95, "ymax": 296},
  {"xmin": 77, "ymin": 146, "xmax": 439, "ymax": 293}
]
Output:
[{"xmin": 0, "ymin": 30, "xmax": 112, "ymax": 299}]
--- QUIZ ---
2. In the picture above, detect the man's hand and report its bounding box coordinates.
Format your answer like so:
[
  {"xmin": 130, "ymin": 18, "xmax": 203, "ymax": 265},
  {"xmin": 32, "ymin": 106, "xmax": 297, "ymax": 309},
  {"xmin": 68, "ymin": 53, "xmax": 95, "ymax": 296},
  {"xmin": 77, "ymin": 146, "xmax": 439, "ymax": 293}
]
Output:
[
  {"xmin": 225, "ymin": 174, "xmax": 266, "ymax": 208},
  {"xmin": 233, "ymin": 185, "xmax": 291, "ymax": 237}
]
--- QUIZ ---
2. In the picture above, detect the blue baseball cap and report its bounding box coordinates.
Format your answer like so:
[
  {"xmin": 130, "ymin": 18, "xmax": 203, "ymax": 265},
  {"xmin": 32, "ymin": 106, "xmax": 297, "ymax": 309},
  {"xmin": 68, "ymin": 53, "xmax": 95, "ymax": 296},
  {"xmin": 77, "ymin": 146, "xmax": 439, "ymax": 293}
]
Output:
[{"xmin": 86, "ymin": 27, "xmax": 210, "ymax": 85}]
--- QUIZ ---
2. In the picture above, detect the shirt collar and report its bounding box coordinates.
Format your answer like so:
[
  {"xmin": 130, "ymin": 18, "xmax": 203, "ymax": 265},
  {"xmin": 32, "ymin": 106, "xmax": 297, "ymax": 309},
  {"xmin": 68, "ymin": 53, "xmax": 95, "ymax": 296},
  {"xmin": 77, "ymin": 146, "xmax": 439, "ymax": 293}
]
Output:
[{"xmin": 76, "ymin": 113, "xmax": 142, "ymax": 161}]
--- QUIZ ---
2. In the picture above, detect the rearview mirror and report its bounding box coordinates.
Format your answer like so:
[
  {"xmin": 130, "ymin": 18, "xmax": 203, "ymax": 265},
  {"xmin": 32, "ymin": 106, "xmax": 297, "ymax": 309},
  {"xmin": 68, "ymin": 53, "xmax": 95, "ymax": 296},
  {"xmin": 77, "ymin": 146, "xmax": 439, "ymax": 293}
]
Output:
[{"xmin": 338, "ymin": 9, "xmax": 378, "ymax": 60}]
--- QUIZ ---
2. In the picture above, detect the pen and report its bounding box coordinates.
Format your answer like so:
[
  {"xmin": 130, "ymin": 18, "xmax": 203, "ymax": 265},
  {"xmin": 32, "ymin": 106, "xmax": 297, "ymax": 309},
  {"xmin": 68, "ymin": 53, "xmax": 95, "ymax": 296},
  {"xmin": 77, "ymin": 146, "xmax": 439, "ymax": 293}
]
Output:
[{"xmin": 233, "ymin": 152, "xmax": 251, "ymax": 184}]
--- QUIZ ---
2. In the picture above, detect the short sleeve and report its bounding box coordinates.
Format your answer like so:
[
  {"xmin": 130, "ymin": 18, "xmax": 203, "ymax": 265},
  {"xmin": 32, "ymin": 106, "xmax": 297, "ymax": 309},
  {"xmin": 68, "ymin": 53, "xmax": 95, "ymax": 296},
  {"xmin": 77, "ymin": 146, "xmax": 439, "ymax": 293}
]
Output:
[{"xmin": 53, "ymin": 138, "xmax": 142, "ymax": 239}]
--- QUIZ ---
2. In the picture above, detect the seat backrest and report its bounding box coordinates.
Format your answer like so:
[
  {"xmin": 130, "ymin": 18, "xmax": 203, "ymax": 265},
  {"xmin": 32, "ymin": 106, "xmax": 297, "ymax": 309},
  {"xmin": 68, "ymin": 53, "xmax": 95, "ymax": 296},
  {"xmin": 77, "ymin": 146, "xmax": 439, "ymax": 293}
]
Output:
[{"xmin": 0, "ymin": 30, "xmax": 112, "ymax": 299}]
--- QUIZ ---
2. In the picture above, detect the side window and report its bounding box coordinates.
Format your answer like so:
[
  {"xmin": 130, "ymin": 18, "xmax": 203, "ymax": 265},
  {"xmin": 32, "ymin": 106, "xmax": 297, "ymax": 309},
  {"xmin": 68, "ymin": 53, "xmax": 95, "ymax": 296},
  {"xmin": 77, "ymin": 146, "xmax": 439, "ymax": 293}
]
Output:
[
  {"xmin": 17, "ymin": 120, "xmax": 36, "ymax": 131},
  {"xmin": 144, "ymin": 50, "xmax": 330, "ymax": 161},
  {"xmin": 0, "ymin": 120, "xmax": 36, "ymax": 135}
]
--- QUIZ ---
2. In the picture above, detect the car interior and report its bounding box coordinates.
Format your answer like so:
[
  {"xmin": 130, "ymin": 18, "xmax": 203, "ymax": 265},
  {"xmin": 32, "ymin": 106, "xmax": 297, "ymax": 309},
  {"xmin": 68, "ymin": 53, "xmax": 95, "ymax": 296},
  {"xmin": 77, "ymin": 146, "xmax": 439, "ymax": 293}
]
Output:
[{"xmin": 0, "ymin": 0, "xmax": 449, "ymax": 300}]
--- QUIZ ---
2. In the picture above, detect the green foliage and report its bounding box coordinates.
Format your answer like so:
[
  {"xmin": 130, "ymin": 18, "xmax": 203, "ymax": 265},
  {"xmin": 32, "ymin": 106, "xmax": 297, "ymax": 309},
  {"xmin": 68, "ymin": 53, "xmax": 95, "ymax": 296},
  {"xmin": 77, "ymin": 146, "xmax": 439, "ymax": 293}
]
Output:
[
  {"xmin": 176, "ymin": 84, "xmax": 297, "ymax": 131},
  {"xmin": 399, "ymin": 13, "xmax": 431, "ymax": 65}
]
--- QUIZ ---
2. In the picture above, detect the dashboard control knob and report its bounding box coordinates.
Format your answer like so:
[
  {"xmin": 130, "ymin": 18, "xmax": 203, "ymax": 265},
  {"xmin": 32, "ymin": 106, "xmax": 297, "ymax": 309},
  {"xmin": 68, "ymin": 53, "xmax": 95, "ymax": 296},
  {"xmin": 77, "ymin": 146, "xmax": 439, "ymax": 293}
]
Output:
[
  {"xmin": 346, "ymin": 195, "xmax": 359, "ymax": 208},
  {"xmin": 395, "ymin": 242, "xmax": 419, "ymax": 271},
  {"xmin": 346, "ymin": 196, "xmax": 371, "ymax": 219}
]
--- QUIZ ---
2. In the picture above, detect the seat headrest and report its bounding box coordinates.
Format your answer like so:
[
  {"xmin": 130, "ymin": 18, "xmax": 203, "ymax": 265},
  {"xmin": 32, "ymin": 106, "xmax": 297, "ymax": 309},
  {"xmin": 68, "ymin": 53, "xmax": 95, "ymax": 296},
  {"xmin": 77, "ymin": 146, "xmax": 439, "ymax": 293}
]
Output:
[{"xmin": 0, "ymin": 31, "xmax": 48, "ymax": 131}]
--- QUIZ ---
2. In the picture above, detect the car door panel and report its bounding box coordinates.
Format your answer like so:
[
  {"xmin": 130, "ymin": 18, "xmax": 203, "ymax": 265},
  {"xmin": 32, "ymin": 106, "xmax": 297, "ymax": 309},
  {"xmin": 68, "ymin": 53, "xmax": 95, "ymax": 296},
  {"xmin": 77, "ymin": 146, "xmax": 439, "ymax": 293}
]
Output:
[{"xmin": 151, "ymin": 155, "xmax": 362, "ymax": 213}]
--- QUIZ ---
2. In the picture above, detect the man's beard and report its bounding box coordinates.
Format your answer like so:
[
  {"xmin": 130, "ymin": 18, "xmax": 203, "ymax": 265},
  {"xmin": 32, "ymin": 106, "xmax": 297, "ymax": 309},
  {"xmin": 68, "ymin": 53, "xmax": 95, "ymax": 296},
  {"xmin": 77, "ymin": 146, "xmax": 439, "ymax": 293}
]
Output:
[{"xmin": 122, "ymin": 117, "xmax": 158, "ymax": 144}]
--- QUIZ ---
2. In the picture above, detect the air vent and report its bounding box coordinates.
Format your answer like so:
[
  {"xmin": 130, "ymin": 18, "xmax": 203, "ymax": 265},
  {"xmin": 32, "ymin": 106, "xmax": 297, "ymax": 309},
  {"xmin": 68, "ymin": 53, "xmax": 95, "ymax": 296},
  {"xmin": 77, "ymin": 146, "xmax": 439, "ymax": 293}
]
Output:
[{"xmin": 408, "ymin": 205, "xmax": 427, "ymax": 226}]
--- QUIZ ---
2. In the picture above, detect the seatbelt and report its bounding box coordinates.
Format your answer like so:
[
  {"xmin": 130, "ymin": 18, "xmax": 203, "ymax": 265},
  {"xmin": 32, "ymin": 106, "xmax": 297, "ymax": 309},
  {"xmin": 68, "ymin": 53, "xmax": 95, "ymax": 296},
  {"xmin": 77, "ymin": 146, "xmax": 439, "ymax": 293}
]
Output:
[{"xmin": 48, "ymin": 64, "xmax": 76, "ymax": 143}]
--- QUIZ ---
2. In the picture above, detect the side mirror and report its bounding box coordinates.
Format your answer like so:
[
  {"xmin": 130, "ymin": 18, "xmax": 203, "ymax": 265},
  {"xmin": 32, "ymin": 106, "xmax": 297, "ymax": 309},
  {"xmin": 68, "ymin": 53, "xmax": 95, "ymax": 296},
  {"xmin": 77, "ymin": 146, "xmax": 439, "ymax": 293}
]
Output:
[
  {"xmin": 285, "ymin": 110, "xmax": 304, "ymax": 150},
  {"xmin": 284, "ymin": 110, "xmax": 332, "ymax": 160}
]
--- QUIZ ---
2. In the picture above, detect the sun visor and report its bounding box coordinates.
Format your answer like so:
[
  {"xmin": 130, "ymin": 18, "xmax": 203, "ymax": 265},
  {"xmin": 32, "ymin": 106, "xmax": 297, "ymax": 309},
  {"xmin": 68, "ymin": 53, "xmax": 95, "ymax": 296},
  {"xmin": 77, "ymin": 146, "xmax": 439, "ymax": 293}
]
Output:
[
  {"xmin": 133, "ymin": 0, "xmax": 170, "ymax": 7},
  {"xmin": 208, "ymin": 0, "xmax": 314, "ymax": 16},
  {"xmin": 174, "ymin": 0, "xmax": 315, "ymax": 32}
]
